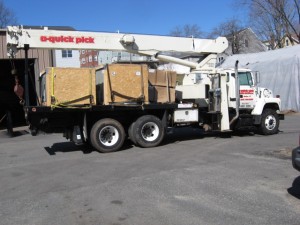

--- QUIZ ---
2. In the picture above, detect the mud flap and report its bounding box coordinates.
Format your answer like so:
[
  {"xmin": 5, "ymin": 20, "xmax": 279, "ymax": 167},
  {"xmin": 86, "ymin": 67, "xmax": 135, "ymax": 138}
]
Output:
[{"xmin": 72, "ymin": 125, "xmax": 83, "ymax": 145}]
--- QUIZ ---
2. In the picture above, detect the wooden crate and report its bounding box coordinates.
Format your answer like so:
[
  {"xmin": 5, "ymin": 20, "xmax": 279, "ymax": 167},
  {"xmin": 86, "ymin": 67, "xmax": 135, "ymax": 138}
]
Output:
[
  {"xmin": 40, "ymin": 65, "xmax": 176, "ymax": 107},
  {"xmin": 150, "ymin": 86, "xmax": 176, "ymax": 103},
  {"xmin": 148, "ymin": 69, "xmax": 177, "ymax": 103},
  {"xmin": 103, "ymin": 64, "xmax": 149, "ymax": 104},
  {"xmin": 148, "ymin": 69, "xmax": 177, "ymax": 88},
  {"xmin": 41, "ymin": 67, "xmax": 97, "ymax": 107}
]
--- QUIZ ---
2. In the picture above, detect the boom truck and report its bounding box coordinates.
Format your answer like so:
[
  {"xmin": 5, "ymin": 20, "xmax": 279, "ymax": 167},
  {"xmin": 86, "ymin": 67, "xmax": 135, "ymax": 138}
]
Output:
[{"xmin": 6, "ymin": 26, "xmax": 284, "ymax": 153}]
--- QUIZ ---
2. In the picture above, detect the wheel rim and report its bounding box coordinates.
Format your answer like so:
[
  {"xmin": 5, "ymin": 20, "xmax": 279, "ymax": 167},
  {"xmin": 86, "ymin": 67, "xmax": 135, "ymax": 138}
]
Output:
[
  {"xmin": 264, "ymin": 115, "xmax": 276, "ymax": 130},
  {"xmin": 99, "ymin": 126, "xmax": 119, "ymax": 146},
  {"xmin": 141, "ymin": 122, "xmax": 159, "ymax": 142}
]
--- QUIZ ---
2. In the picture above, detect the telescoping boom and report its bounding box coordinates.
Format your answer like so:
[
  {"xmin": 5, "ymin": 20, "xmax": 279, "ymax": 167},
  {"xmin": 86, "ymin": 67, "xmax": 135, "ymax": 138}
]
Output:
[{"xmin": 6, "ymin": 26, "xmax": 228, "ymax": 70}]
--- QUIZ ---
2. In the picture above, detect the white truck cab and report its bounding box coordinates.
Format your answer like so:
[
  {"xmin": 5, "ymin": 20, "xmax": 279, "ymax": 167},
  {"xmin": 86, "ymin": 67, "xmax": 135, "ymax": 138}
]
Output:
[{"xmin": 176, "ymin": 67, "xmax": 283, "ymax": 135}]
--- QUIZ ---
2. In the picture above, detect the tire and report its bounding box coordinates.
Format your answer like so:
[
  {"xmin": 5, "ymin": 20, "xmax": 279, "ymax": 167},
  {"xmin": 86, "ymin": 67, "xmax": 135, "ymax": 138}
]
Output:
[
  {"xmin": 132, "ymin": 115, "xmax": 165, "ymax": 148},
  {"xmin": 128, "ymin": 122, "xmax": 137, "ymax": 145},
  {"xmin": 259, "ymin": 109, "xmax": 279, "ymax": 135},
  {"xmin": 90, "ymin": 118, "xmax": 125, "ymax": 153}
]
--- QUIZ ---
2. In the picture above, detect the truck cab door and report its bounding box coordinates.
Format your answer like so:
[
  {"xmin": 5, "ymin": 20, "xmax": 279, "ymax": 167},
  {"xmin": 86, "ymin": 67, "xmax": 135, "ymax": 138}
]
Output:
[
  {"xmin": 239, "ymin": 72, "xmax": 256, "ymax": 109},
  {"xmin": 227, "ymin": 71, "xmax": 256, "ymax": 109}
]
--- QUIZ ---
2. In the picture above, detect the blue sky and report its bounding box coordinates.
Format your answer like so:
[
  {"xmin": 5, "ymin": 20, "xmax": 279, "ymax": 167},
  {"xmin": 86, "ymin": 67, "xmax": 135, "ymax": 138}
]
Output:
[{"xmin": 4, "ymin": 0, "xmax": 244, "ymax": 35}]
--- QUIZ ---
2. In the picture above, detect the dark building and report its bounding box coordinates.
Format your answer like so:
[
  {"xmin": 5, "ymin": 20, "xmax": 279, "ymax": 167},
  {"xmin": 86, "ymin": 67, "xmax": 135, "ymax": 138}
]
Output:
[
  {"xmin": 0, "ymin": 26, "xmax": 79, "ymax": 134},
  {"xmin": 0, "ymin": 28, "xmax": 56, "ymax": 133},
  {"xmin": 80, "ymin": 50, "xmax": 99, "ymax": 68}
]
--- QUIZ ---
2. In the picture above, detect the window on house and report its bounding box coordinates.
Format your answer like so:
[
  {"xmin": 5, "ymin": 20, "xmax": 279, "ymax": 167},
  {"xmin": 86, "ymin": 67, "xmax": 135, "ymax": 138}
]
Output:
[
  {"xmin": 286, "ymin": 39, "xmax": 289, "ymax": 46},
  {"xmin": 82, "ymin": 58, "xmax": 86, "ymax": 64},
  {"xmin": 94, "ymin": 55, "xmax": 98, "ymax": 61},
  {"xmin": 244, "ymin": 39, "xmax": 249, "ymax": 48},
  {"xmin": 62, "ymin": 50, "xmax": 72, "ymax": 58}
]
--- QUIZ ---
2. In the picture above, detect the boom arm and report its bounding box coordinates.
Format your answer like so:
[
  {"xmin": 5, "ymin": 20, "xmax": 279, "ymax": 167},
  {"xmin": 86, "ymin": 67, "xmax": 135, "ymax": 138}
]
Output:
[{"xmin": 7, "ymin": 26, "xmax": 228, "ymax": 69}]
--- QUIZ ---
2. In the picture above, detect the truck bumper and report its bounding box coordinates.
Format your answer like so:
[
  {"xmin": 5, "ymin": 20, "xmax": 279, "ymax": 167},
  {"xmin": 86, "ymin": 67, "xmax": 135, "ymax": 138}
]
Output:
[{"xmin": 292, "ymin": 146, "xmax": 300, "ymax": 172}]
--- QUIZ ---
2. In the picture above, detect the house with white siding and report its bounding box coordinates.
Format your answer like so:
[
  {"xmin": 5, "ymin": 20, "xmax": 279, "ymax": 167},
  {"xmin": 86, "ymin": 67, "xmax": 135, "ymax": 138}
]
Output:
[{"xmin": 54, "ymin": 49, "xmax": 80, "ymax": 68}]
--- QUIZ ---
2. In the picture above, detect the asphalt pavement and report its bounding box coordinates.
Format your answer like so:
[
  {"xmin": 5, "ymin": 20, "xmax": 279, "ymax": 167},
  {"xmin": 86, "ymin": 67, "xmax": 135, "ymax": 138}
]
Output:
[{"xmin": 0, "ymin": 114, "xmax": 299, "ymax": 225}]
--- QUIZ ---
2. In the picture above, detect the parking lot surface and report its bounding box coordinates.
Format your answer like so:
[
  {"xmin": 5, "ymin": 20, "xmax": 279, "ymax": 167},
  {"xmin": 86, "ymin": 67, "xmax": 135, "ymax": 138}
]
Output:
[{"xmin": 0, "ymin": 114, "xmax": 300, "ymax": 225}]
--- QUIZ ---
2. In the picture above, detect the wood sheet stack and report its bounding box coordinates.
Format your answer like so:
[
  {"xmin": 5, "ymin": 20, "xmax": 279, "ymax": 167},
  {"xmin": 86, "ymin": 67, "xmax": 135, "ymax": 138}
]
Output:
[
  {"xmin": 40, "ymin": 67, "xmax": 97, "ymax": 107},
  {"xmin": 102, "ymin": 64, "xmax": 149, "ymax": 104},
  {"xmin": 40, "ymin": 64, "xmax": 178, "ymax": 108},
  {"xmin": 148, "ymin": 69, "xmax": 177, "ymax": 103}
]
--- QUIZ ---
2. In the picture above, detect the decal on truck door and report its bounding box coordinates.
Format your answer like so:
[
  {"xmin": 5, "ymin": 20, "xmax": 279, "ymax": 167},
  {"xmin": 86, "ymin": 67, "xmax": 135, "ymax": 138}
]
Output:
[
  {"xmin": 240, "ymin": 88, "xmax": 255, "ymax": 108},
  {"xmin": 238, "ymin": 72, "xmax": 256, "ymax": 109}
]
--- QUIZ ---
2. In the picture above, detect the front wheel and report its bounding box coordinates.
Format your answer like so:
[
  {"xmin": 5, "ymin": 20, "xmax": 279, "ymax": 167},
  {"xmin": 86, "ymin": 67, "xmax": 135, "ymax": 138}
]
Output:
[
  {"xmin": 259, "ymin": 109, "xmax": 279, "ymax": 135},
  {"xmin": 132, "ymin": 115, "xmax": 165, "ymax": 148},
  {"xmin": 90, "ymin": 118, "xmax": 125, "ymax": 153}
]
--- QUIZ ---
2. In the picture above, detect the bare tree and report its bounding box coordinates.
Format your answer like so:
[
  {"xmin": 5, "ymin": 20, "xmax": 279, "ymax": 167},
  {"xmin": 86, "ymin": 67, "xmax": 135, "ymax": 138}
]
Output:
[
  {"xmin": 274, "ymin": 0, "xmax": 300, "ymax": 44},
  {"xmin": 236, "ymin": 0, "xmax": 300, "ymax": 49},
  {"xmin": 0, "ymin": 0, "xmax": 17, "ymax": 28},
  {"xmin": 249, "ymin": 1, "xmax": 285, "ymax": 48},
  {"xmin": 169, "ymin": 24, "xmax": 203, "ymax": 38},
  {"xmin": 209, "ymin": 18, "xmax": 245, "ymax": 54}
]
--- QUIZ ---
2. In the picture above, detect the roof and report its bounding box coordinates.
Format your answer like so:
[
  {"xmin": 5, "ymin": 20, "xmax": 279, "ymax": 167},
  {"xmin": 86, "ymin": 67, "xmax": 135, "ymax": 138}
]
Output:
[
  {"xmin": 22, "ymin": 25, "xmax": 76, "ymax": 31},
  {"xmin": 0, "ymin": 25, "xmax": 77, "ymax": 35},
  {"xmin": 225, "ymin": 27, "xmax": 253, "ymax": 38},
  {"xmin": 288, "ymin": 34, "xmax": 299, "ymax": 44}
]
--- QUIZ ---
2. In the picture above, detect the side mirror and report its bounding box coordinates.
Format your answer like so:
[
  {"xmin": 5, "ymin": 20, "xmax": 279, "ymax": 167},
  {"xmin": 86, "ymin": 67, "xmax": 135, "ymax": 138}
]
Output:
[{"xmin": 255, "ymin": 71, "xmax": 260, "ymax": 84}]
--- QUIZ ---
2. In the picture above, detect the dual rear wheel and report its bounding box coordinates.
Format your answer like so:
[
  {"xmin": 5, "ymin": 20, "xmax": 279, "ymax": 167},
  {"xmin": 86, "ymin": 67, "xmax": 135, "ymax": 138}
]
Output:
[
  {"xmin": 128, "ymin": 115, "xmax": 165, "ymax": 148},
  {"xmin": 90, "ymin": 115, "xmax": 165, "ymax": 153}
]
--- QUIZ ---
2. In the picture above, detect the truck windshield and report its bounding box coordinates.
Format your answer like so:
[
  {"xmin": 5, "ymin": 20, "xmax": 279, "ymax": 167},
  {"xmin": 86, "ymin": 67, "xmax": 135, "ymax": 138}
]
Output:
[{"xmin": 239, "ymin": 72, "xmax": 253, "ymax": 86}]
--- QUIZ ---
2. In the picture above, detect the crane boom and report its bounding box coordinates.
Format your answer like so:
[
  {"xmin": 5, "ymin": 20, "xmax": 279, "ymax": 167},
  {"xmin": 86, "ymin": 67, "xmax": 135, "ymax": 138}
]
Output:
[{"xmin": 7, "ymin": 26, "xmax": 227, "ymax": 57}]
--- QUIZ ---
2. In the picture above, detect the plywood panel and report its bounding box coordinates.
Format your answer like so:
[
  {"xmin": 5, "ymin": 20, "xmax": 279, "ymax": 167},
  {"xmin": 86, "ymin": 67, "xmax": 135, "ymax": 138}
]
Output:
[
  {"xmin": 156, "ymin": 70, "xmax": 177, "ymax": 88},
  {"xmin": 43, "ymin": 67, "xmax": 96, "ymax": 106},
  {"xmin": 104, "ymin": 64, "xmax": 149, "ymax": 104},
  {"xmin": 148, "ymin": 69, "xmax": 157, "ymax": 85},
  {"xmin": 152, "ymin": 86, "xmax": 176, "ymax": 103},
  {"xmin": 148, "ymin": 69, "xmax": 177, "ymax": 88}
]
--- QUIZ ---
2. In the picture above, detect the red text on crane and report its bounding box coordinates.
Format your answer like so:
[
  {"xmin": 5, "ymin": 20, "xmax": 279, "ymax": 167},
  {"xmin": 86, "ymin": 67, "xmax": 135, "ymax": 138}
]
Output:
[{"xmin": 40, "ymin": 36, "xmax": 95, "ymax": 44}]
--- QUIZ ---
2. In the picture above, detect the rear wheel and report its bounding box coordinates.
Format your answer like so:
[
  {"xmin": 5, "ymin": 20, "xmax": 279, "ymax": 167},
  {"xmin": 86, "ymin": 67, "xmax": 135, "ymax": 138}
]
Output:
[
  {"xmin": 259, "ymin": 109, "xmax": 279, "ymax": 135},
  {"xmin": 132, "ymin": 115, "xmax": 165, "ymax": 148},
  {"xmin": 90, "ymin": 118, "xmax": 125, "ymax": 153}
]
